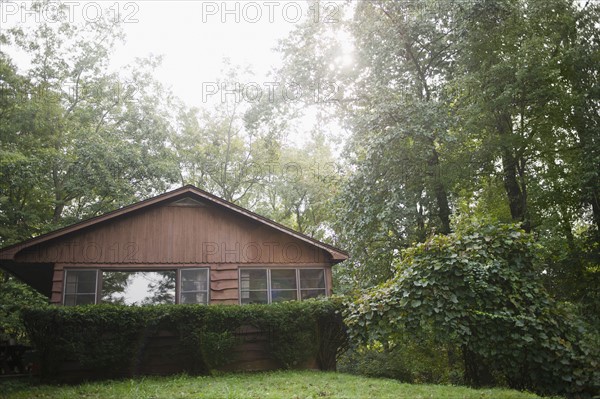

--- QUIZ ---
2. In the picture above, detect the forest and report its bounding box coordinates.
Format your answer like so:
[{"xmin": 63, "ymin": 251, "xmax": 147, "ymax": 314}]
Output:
[{"xmin": 0, "ymin": 0, "xmax": 599, "ymax": 397}]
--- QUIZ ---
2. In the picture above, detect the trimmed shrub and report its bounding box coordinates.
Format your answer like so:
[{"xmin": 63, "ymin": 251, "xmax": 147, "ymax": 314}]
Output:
[{"xmin": 21, "ymin": 298, "xmax": 348, "ymax": 380}]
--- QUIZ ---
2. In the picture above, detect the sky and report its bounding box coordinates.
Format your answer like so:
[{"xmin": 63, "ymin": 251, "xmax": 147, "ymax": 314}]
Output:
[
  {"xmin": 0, "ymin": 0, "xmax": 347, "ymax": 109},
  {"xmin": 111, "ymin": 0, "xmax": 302, "ymax": 108},
  {"xmin": 0, "ymin": 0, "xmax": 352, "ymax": 149}
]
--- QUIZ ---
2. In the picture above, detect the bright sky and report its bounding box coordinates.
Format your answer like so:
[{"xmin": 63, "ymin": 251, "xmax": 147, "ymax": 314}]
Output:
[
  {"xmin": 1, "ymin": 0, "xmax": 348, "ymax": 108},
  {"xmin": 111, "ymin": 0, "xmax": 304, "ymax": 108},
  {"xmin": 1, "ymin": 0, "xmax": 351, "ymax": 147}
]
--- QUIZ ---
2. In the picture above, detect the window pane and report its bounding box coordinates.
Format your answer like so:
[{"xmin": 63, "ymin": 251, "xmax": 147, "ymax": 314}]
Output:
[
  {"xmin": 64, "ymin": 270, "xmax": 97, "ymax": 295},
  {"xmin": 182, "ymin": 280, "xmax": 208, "ymax": 292},
  {"xmin": 240, "ymin": 269, "xmax": 267, "ymax": 290},
  {"xmin": 181, "ymin": 269, "xmax": 208, "ymax": 292},
  {"xmin": 75, "ymin": 294, "xmax": 96, "ymax": 305},
  {"xmin": 181, "ymin": 292, "xmax": 208, "ymax": 304},
  {"xmin": 65, "ymin": 282, "xmax": 78, "ymax": 293},
  {"xmin": 180, "ymin": 269, "xmax": 209, "ymax": 304},
  {"xmin": 64, "ymin": 294, "xmax": 96, "ymax": 306},
  {"xmin": 101, "ymin": 271, "xmax": 175, "ymax": 305},
  {"xmin": 66, "ymin": 273, "xmax": 78, "ymax": 284},
  {"xmin": 64, "ymin": 295, "xmax": 76, "ymax": 306},
  {"xmin": 241, "ymin": 290, "xmax": 268, "ymax": 305},
  {"xmin": 300, "ymin": 269, "xmax": 325, "ymax": 289},
  {"xmin": 301, "ymin": 289, "xmax": 327, "ymax": 300},
  {"xmin": 272, "ymin": 290, "xmax": 297, "ymax": 303},
  {"xmin": 64, "ymin": 270, "xmax": 98, "ymax": 306},
  {"xmin": 271, "ymin": 269, "xmax": 296, "ymax": 290}
]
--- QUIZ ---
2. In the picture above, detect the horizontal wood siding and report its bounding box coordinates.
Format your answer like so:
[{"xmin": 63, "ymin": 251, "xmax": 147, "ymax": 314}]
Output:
[
  {"xmin": 16, "ymin": 204, "xmax": 332, "ymax": 265},
  {"xmin": 50, "ymin": 265, "xmax": 64, "ymax": 305},
  {"xmin": 210, "ymin": 264, "xmax": 238, "ymax": 304},
  {"xmin": 222, "ymin": 325, "xmax": 280, "ymax": 371}
]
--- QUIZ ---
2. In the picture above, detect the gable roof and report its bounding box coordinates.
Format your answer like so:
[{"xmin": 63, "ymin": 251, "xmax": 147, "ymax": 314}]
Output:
[{"xmin": 0, "ymin": 185, "xmax": 348, "ymax": 263}]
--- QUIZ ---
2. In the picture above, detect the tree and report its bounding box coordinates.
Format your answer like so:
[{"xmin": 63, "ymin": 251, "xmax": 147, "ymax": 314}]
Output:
[
  {"xmin": 345, "ymin": 219, "xmax": 600, "ymax": 396},
  {"xmin": 324, "ymin": 0, "xmax": 463, "ymax": 287},
  {"xmin": 1, "ymin": 1, "xmax": 179, "ymax": 246},
  {"xmin": 0, "ymin": 52, "xmax": 55, "ymax": 244},
  {"xmin": 174, "ymin": 104, "xmax": 266, "ymax": 205},
  {"xmin": 450, "ymin": 0, "xmax": 600, "ymax": 317},
  {"xmin": 174, "ymin": 62, "xmax": 285, "ymax": 207},
  {"xmin": 254, "ymin": 129, "xmax": 340, "ymax": 240}
]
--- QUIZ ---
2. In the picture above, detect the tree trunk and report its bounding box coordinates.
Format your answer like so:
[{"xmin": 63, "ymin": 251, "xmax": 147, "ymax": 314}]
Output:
[
  {"xmin": 462, "ymin": 346, "xmax": 494, "ymax": 387},
  {"xmin": 497, "ymin": 113, "xmax": 529, "ymax": 231},
  {"xmin": 423, "ymin": 135, "xmax": 451, "ymax": 234},
  {"xmin": 52, "ymin": 165, "xmax": 64, "ymax": 223},
  {"xmin": 591, "ymin": 192, "xmax": 600, "ymax": 243},
  {"xmin": 52, "ymin": 204, "xmax": 63, "ymax": 223},
  {"xmin": 428, "ymin": 146, "xmax": 451, "ymax": 234}
]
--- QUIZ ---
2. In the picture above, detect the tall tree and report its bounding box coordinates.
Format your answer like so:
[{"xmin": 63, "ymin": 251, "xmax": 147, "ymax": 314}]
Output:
[
  {"xmin": 173, "ymin": 64, "xmax": 283, "ymax": 206},
  {"xmin": 329, "ymin": 1, "xmax": 462, "ymax": 285},
  {"xmin": 449, "ymin": 0, "xmax": 600, "ymax": 317},
  {"xmin": 1, "ymin": 2, "xmax": 179, "ymax": 245}
]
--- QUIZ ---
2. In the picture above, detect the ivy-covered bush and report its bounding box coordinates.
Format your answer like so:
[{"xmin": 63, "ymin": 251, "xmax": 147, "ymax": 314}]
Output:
[
  {"xmin": 345, "ymin": 220, "xmax": 600, "ymax": 398},
  {"xmin": 21, "ymin": 298, "xmax": 347, "ymax": 380}
]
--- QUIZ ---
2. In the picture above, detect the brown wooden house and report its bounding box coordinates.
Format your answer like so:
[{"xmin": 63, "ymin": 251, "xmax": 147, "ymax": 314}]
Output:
[{"xmin": 0, "ymin": 185, "xmax": 348, "ymax": 306}]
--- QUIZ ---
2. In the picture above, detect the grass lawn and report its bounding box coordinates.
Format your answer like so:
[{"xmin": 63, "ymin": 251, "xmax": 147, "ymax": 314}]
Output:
[{"xmin": 0, "ymin": 370, "xmax": 553, "ymax": 399}]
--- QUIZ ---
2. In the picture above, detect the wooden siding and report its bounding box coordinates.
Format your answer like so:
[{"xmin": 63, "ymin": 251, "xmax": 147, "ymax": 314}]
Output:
[
  {"xmin": 210, "ymin": 264, "xmax": 238, "ymax": 304},
  {"xmin": 15, "ymin": 203, "xmax": 332, "ymax": 265},
  {"xmin": 50, "ymin": 264, "xmax": 64, "ymax": 304}
]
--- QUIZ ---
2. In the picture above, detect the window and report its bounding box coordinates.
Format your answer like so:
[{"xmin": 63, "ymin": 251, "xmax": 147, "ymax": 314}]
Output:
[
  {"xmin": 180, "ymin": 268, "xmax": 209, "ymax": 304},
  {"xmin": 240, "ymin": 269, "xmax": 268, "ymax": 304},
  {"xmin": 101, "ymin": 271, "xmax": 176, "ymax": 305},
  {"xmin": 300, "ymin": 269, "xmax": 326, "ymax": 299},
  {"xmin": 64, "ymin": 270, "xmax": 98, "ymax": 306},
  {"xmin": 240, "ymin": 268, "xmax": 326, "ymax": 305},
  {"xmin": 63, "ymin": 268, "xmax": 208, "ymax": 306},
  {"xmin": 271, "ymin": 269, "xmax": 297, "ymax": 302}
]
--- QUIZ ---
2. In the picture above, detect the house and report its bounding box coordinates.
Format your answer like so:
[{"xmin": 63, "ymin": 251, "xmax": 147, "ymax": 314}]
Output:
[{"xmin": 0, "ymin": 185, "xmax": 348, "ymax": 306}]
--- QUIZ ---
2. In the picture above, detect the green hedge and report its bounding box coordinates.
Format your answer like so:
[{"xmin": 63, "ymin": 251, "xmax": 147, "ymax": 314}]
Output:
[{"xmin": 21, "ymin": 298, "xmax": 348, "ymax": 379}]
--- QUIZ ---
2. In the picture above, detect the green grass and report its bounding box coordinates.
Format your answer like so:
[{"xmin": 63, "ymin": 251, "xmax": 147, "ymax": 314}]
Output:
[{"xmin": 0, "ymin": 371, "xmax": 549, "ymax": 399}]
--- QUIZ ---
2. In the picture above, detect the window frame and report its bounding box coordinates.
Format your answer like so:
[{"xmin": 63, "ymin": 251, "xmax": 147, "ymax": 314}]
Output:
[
  {"xmin": 62, "ymin": 267, "xmax": 211, "ymax": 306},
  {"xmin": 239, "ymin": 268, "xmax": 269, "ymax": 305},
  {"xmin": 63, "ymin": 269, "xmax": 100, "ymax": 306},
  {"xmin": 239, "ymin": 267, "xmax": 327, "ymax": 305},
  {"xmin": 178, "ymin": 267, "xmax": 210, "ymax": 305}
]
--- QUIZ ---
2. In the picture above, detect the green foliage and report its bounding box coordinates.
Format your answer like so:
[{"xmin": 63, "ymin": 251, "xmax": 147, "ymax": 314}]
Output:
[
  {"xmin": 331, "ymin": 0, "xmax": 460, "ymax": 287},
  {"xmin": 338, "ymin": 334, "xmax": 463, "ymax": 385},
  {"xmin": 274, "ymin": 0, "xmax": 600, "ymax": 315},
  {"xmin": 20, "ymin": 299, "xmax": 347, "ymax": 380},
  {"xmin": 345, "ymin": 220, "xmax": 599, "ymax": 397},
  {"xmin": 0, "ymin": 271, "xmax": 47, "ymax": 343},
  {"xmin": 0, "ymin": 3, "xmax": 179, "ymax": 246}
]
